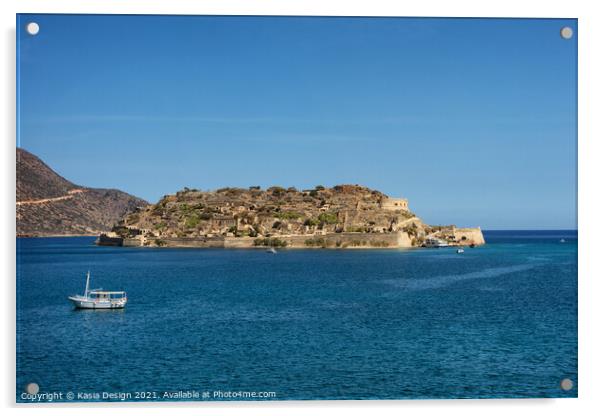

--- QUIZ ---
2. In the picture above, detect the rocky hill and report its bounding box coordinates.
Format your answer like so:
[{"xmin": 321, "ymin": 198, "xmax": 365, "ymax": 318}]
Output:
[
  {"xmin": 110, "ymin": 185, "xmax": 485, "ymax": 248},
  {"xmin": 16, "ymin": 148, "xmax": 148, "ymax": 236}
]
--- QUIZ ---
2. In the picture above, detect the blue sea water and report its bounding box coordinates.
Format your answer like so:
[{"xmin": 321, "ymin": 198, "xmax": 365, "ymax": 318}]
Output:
[{"xmin": 16, "ymin": 230, "xmax": 577, "ymax": 402}]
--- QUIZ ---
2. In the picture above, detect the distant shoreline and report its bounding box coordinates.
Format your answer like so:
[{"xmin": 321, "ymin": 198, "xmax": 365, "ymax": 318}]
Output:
[
  {"xmin": 16, "ymin": 229, "xmax": 578, "ymax": 238},
  {"xmin": 16, "ymin": 234, "xmax": 99, "ymax": 238}
]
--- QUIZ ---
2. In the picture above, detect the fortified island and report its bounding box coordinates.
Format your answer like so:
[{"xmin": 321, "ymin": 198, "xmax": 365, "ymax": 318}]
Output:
[{"xmin": 98, "ymin": 184, "xmax": 485, "ymax": 249}]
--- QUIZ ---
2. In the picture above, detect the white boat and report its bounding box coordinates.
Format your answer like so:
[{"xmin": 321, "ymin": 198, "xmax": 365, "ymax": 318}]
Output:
[
  {"xmin": 266, "ymin": 247, "xmax": 277, "ymax": 254},
  {"xmin": 456, "ymin": 248, "xmax": 465, "ymax": 254},
  {"xmin": 68, "ymin": 271, "xmax": 127, "ymax": 309},
  {"xmin": 424, "ymin": 237, "xmax": 449, "ymax": 248}
]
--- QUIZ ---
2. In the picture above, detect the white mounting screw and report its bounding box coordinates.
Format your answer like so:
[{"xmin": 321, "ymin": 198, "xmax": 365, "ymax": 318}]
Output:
[
  {"xmin": 26, "ymin": 22, "xmax": 40, "ymax": 36},
  {"xmin": 560, "ymin": 26, "xmax": 573, "ymax": 40}
]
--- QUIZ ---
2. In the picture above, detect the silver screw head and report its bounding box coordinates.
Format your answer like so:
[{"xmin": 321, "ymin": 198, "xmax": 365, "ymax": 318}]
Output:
[
  {"xmin": 26, "ymin": 22, "xmax": 40, "ymax": 35},
  {"xmin": 26, "ymin": 382, "xmax": 39, "ymax": 394},
  {"xmin": 560, "ymin": 378, "xmax": 574, "ymax": 391},
  {"xmin": 560, "ymin": 26, "xmax": 573, "ymax": 40}
]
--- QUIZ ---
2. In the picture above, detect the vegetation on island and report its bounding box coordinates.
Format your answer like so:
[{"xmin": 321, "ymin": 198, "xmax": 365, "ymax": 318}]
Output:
[{"xmin": 106, "ymin": 183, "xmax": 484, "ymax": 248}]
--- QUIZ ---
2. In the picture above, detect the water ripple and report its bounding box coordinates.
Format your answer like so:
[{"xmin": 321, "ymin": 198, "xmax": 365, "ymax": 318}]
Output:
[{"xmin": 385, "ymin": 264, "xmax": 537, "ymax": 290}]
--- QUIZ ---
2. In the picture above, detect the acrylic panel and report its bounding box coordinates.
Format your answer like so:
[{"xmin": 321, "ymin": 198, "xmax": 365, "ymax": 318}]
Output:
[{"xmin": 16, "ymin": 14, "xmax": 577, "ymax": 403}]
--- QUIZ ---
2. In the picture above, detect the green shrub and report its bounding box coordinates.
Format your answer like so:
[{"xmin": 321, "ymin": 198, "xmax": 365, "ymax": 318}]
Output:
[
  {"xmin": 346, "ymin": 226, "xmax": 366, "ymax": 233},
  {"xmin": 403, "ymin": 223, "xmax": 418, "ymax": 236},
  {"xmin": 304, "ymin": 218, "xmax": 320, "ymax": 227},
  {"xmin": 370, "ymin": 240, "xmax": 390, "ymax": 247},
  {"xmin": 199, "ymin": 212, "xmax": 213, "ymax": 220},
  {"xmin": 254, "ymin": 238, "xmax": 288, "ymax": 247},
  {"xmin": 179, "ymin": 203, "xmax": 190, "ymax": 212},
  {"xmin": 318, "ymin": 212, "xmax": 338, "ymax": 224},
  {"xmin": 185, "ymin": 214, "xmax": 200, "ymax": 229},
  {"xmin": 275, "ymin": 211, "xmax": 303, "ymax": 220},
  {"xmin": 304, "ymin": 238, "xmax": 325, "ymax": 247},
  {"xmin": 268, "ymin": 186, "xmax": 286, "ymax": 196},
  {"xmin": 304, "ymin": 237, "xmax": 333, "ymax": 248}
]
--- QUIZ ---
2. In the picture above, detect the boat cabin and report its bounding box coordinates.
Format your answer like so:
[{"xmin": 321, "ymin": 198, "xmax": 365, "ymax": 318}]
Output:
[{"xmin": 88, "ymin": 291, "xmax": 127, "ymax": 300}]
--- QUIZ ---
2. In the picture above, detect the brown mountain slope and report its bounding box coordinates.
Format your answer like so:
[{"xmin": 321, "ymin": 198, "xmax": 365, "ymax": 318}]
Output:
[
  {"xmin": 16, "ymin": 148, "xmax": 148, "ymax": 236},
  {"xmin": 17, "ymin": 148, "xmax": 76, "ymax": 201}
]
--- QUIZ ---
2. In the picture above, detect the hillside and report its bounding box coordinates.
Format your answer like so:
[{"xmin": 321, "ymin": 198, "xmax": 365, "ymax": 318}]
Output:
[
  {"xmin": 110, "ymin": 185, "xmax": 485, "ymax": 248},
  {"xmin": 16, "ymin": 148, "xmax": 148, "ymax": 236}
]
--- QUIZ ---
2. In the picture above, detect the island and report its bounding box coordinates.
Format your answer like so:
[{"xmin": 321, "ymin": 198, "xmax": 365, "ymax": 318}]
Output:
[{"xmin": 97, "ymin": 184, "xmax": 485, "ymax": 249}]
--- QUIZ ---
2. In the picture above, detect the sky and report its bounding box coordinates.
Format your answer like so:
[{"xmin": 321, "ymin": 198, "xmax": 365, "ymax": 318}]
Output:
[{"xmin": 17, "ymin": 15, "xmax": 577, "ymax": 229}]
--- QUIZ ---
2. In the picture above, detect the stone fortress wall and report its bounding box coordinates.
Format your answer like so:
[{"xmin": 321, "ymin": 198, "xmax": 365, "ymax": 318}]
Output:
[
  {"xmin": 379, "ymin": 197, "xmax": 409, "ymax": 211},
  {"xmin": 124, "ymin": 231, "xmax": 413, "ymax": 249},
  {"xmin": 119, "ymin": 226, "xmax": 485, "ymax": 249},
  {"xmin": 452, "ymin": 227, "xmax": 486, "ymax": 246}
]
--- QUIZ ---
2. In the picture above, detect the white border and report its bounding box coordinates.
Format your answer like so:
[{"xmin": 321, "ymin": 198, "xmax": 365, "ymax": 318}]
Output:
[{"xmin": 2, "ymin": 1, "xmax": 601, "ymax": 415}]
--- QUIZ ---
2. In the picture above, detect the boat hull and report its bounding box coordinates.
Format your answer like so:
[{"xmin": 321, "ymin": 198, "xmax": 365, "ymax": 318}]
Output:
[{"xmin": 68, "ymin": 296, "xmax": 127, "ymax": 309}]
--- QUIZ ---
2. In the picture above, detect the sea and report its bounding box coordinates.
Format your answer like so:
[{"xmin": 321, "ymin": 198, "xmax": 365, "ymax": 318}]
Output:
[{"xmin": 16, "ymin": 230, "xmax": 578, "ymax": 402}]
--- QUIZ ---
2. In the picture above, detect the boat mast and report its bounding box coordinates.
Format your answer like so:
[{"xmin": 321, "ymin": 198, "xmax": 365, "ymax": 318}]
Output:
[{"xmin": 84, "ymin": 270, "xmax": 90, "ymax": 298}]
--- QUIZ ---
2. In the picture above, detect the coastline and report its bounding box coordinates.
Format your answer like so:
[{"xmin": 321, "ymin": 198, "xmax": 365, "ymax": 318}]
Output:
[
  {"xmin": 17, "ymin": 233, "xmax": 100, "ymax": 238},
  {"xmin": 97, "ymin": 229, "xmax": 486, "ymax": 249}
]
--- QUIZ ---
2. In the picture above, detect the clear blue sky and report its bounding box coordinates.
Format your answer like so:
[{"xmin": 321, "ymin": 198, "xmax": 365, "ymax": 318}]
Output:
[{"xmin": 17, "ymin": 15, "xmax": 577, "ymax": 229}]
